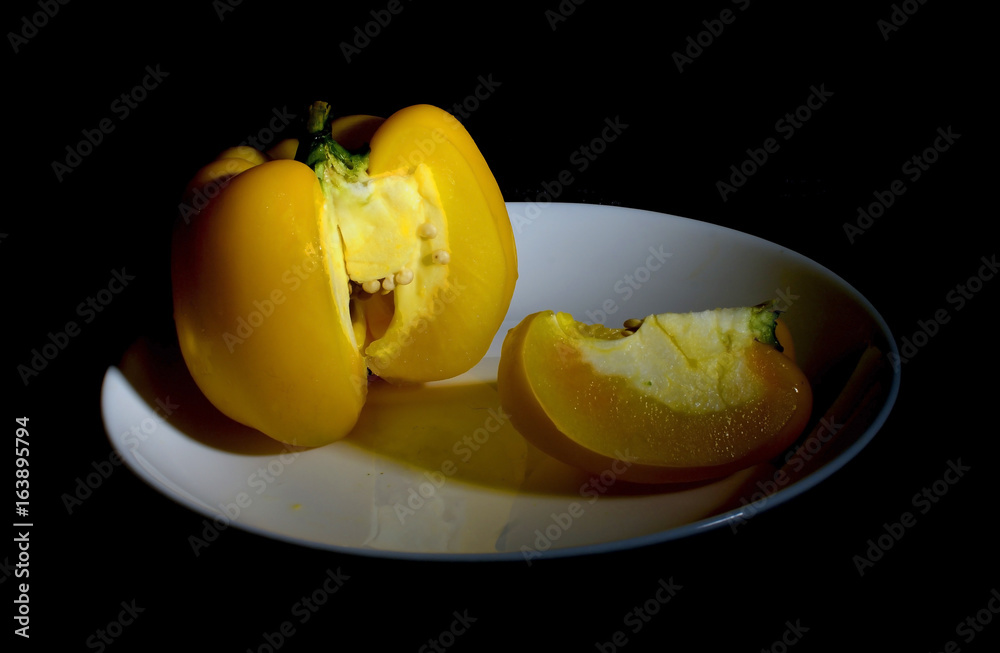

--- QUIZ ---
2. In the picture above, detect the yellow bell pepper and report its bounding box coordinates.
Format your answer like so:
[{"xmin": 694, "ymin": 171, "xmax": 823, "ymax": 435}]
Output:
[
  {"xmin": 497, "ymin": 305, "xmax": 812, "ymax": 483},
  {"xmin": 171, "ymin": 102, "xmax": 517, "ymax": 447}
]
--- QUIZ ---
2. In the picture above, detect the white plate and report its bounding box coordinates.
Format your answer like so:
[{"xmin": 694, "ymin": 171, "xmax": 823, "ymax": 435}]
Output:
[{"xmin": 101, "ymin": 202, "xmax": 900, "ymax": 561}]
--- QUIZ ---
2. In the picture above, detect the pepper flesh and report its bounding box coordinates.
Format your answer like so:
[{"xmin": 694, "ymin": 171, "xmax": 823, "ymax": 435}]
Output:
[
  {"xmin": 496, "ymin": 304, "xmax": 812, "ymax": 483},
  {"xmin": 364, "ymin": 104, "xmax": 517, "ymax": 381},
  {"xmin": 171, "ymin": 103, "xmax": 517, "ymax": 446}
]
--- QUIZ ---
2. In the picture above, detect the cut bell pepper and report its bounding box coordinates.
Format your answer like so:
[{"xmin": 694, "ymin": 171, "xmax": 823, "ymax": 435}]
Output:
[{"xmin": 171, "ymin": 103, "xmax": 517, "ymax": 447}]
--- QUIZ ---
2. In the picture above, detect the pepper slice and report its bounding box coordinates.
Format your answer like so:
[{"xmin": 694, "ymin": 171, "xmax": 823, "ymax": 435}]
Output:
[
  {"xmin": 171, "ymin": 103, "xmax": 517, "ymax": 446},
  {"xmin": 496, "ymin": 305, "xmax": 812, "ymax": 483}
]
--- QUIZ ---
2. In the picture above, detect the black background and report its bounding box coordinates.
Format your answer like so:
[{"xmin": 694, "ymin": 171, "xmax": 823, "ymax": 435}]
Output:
[{"xmin": 6, "ymin": 0, "xmax": 996, "ymax": 651}]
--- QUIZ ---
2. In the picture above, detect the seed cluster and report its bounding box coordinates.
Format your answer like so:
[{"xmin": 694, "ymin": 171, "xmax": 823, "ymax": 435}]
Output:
[
  {"xmin": 418, "ymin": 221, "xmax": 450, "ymax": 265},
  {"xmin": 349, "ymin": 267, "xmax": 415, "ymax": 297},
  {"xmin": 346, "ymin": 221, "xmax": 449, "ymax": 299},
  {"xmin": 621, "ymin": 318, "xmax": 644, "ymax": 337}
]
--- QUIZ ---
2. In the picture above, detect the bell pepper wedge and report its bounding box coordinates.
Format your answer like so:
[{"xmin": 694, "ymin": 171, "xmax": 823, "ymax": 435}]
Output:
[
  {"xmin": 171, "ymin": 102, "xmax": 517, "ymax": 447},
  {"xmin": 496, "ymin": 304, "xmax": 813, "ymax": 484}
]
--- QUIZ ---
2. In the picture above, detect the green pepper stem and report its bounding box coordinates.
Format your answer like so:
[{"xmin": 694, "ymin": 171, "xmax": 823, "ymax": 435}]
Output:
[
  {"xmin": 296, "ymin": 101, "xmax": 371, "ymax": 183},
  {"xmin": 305, "ymin": 101, "xmax": 331, "ymax": 135},
  {"xmin": 750, "ymin": 300, "xmax": 782, "ymax": 351}
]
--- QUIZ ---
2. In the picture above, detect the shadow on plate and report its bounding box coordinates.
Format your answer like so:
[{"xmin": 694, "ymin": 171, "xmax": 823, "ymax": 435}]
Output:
[
  {"xmin": 116, "ymin": 336, "xmax": 299, "ymax": 456},
  {"xmin": 113, "ymin": 336, "xmax": 722, "ymax": 499},
  {"xmin": 112, "ymin": 321, "xmax": 894, "ymax": 509}
]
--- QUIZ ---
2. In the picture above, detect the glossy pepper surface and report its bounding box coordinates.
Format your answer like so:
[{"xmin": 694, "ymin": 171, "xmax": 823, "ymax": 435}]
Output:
[
  {"xmin": 497, "ymin": 304, "xmax": 812, "ymax": 483},
  {"xmin": 171, "ymin": 103, "xmax": 517, "ymax": 447}
]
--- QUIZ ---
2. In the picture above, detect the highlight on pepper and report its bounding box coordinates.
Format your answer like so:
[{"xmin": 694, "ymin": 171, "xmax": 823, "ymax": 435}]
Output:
[{"xmin": 171, "ymin": 102, "xmax": 518, "ymax": 447}]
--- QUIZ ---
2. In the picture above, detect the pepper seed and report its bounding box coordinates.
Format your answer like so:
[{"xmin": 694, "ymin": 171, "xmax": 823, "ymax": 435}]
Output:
[
  {"xmin": 394, "ymin": 268, "xmax": 414, "ymax": 285},
  {"xmin": 418, "ymin": 222, "xmax": 438, "ymax": 239}
]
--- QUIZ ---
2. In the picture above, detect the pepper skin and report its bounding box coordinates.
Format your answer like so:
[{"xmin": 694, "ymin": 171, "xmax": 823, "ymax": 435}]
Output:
[
  {"xmin": 171, "ymin": 103, "xmax": 517, "ymax": 447},
  {"xmin": 497, "ymin": 305, "xmax": 812, "ymax": 483}
]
